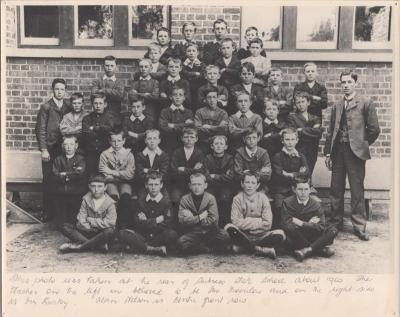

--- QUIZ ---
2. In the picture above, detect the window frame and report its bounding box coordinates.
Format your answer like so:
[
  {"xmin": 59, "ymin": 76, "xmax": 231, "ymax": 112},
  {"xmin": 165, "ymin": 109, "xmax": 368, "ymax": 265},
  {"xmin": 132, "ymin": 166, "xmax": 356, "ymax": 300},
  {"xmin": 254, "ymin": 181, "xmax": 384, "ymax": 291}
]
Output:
[
  {"xmin": 352, "ymin": 6, "xmax": 392, "ymax": 50},
  {"xmin": 19, "ymin": 5, "xmax": 60, "ymax": 46},
  {"xmin": 128, "ymin": 5, "xmax": 170, "ymax": 47},
  {"xmin": 240, "ymin": 6, "xmax": 283, "ymax": 50},
  {"xmin": 74, "ymin": 5, "xmax": 114, "ymax": 47},
  {"xmin": 295, "ymin": 6, "xmax": 340, "ymax": 50}
]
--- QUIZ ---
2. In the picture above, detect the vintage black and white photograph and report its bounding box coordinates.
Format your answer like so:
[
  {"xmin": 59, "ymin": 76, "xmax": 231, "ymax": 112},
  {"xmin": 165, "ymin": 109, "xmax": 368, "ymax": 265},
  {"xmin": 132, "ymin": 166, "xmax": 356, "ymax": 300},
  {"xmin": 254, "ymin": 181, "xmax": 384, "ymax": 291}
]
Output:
[{"xmin": 3, "ymin": 2, "xmax": 396, "ymax": 276}]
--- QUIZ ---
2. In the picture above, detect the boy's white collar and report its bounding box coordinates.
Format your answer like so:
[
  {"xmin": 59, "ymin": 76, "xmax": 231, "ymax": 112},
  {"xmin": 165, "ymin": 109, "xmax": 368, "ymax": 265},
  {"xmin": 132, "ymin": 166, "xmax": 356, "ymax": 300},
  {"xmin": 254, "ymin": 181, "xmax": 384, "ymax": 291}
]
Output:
[{"xmin": 235, "ymin": 110, "xmax": 253, "ymax": 118}]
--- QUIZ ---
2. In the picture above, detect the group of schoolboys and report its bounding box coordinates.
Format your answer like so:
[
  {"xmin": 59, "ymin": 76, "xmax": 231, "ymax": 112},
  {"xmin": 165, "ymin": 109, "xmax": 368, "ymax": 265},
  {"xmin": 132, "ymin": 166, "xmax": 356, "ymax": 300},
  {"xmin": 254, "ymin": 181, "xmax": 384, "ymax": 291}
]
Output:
[{"xmin": 36, "ymin": 19, "xmax": 346, "ymax": 262}]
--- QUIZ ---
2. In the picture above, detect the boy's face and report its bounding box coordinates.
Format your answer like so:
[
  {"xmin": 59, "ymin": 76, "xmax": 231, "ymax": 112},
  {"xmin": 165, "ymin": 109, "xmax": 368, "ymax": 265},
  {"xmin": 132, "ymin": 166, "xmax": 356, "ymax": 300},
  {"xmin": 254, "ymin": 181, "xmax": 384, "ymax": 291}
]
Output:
[
  {"xmin": 157, "ymin": 30, "xmax": 170, "ymax": 46},
  {"xmin": 213, "ymin": 22, "xmax": 227, "ymax": 40},
  {"xmin": 149, "ymin": 49, "xmax": 161, "ymax": 63},
  {"xmin": 53, "ymin": 83, "xmax": 66, "ymax": 100},
  {"xmin": 295, "ymin": 96, "xmax": 310, "ymax": 113},
  {"xmin": 131, "ymin": 100, "xmax": 145, "ymax": 117},
  {"xmin": 240, "ymin": 68, "xmax": 255, "ymax": 85},
  {"xmin": 139, "ymin": 61, "xmax": 152, "ymax": 77},
  {"xmin": 205, "ymin": 92, "xmax": 218, "ymax": 109},
  {"xmin": 145, "ymin": 132, "xmax": 161, "ymax": 150},
  {"xmin": 244, "ymin": 132, "xmax": 259, "ymax": 150},
  {"xmin": 241, "ymin": 175, "xmax": 259, "ymax": 195},
  {"xmin": 168, "ymin": 62, "xmax": 181, "ymax": 77},
  {"xmin": 189, "ymin": 176, "xmax": 207, "ymax": 196},
  {"xmin": 269, "ymin": 70, "xmax": 282, "ymax": 85},
  {"xmin": 237, "ymin": 94, "xmax": 251, "ymax": 113},
  {"xmin": 211, "ymin": 137, "xmax": 227, "ymax": 155},
  {"xmin": 294, "ymin": 182, "xmax": 311, "ymax": 202},
  {"xmin": 206, "ymin": 68, "xmax": 220, "ymax": 84},
  {"xmin": 282, "ymin": 133, "xmax": 298, "ymax": 151},
  {"xmin": 171, "ymin": 89, "xmax": 185, "ymax": 105},
  {"xmin": 181, "ymin": 132, "xmax": 197, "ymax": 148},
  {"xmin": 110, "ymin": 134, "xmax": 125, "ymax": 151},
  {"xmin": 304, "ymin": 65, "xmax": 317, "ymax": 82},
  {"xmin": 104, "ymin": 60, "xmax": 116, "ymax": 77},
  {"xmin": 62, "ymin": 138, "xmax": 78, "ymax": 156},
  {"xmin": 186, "ymin": 46, "xmax": 198, "ymax": 61},
  {"xmin": 245, "ymin": 29, "xmax": 258, "ymax": 44},
  {"xmin": 249, "ymin": 42, "xmax": 262, "ymax": 57},
  {"xmin": 89, "ymin": 182, "xmax": 107, "ymax": 199},
  {"xmin": 183, "ymin": 25, "xmax": 195, "ymax": 41},
  {"xmin": 72, "ymin": 98, "xmax": 83, "ymax": 113},
  {"xmin": 145, "ymin": 178, "xmax": 163, "ymax": 197},
  {"xmin": 341, "ymin": 75, "xmax": 357, "ymax": 96},
  {"xmin": 264, "ymin": 103, "xmax": 279, "ymax": 120},
  {"xmin": 221, "ymin": 41, "xmax": 234, "ymax": 58},
  {"xmin": 92, "ymin": 97, "xmax": 106, "ymax": 114}
]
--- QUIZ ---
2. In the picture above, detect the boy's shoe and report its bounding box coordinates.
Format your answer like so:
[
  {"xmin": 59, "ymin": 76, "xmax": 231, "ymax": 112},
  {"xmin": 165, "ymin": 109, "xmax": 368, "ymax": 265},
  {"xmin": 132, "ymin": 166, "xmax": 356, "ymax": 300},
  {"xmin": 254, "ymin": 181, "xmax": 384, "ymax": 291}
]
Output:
[
  {"xmin": 354, "ymin": 230, "xmax": 370, "ymax": 241},
  {"xmin": 317, "ymin": 246, "xmax": 335, "ymax": 258},
  {"xmin": 294, "ymin": 247, "xmax": 312, "ymax": 262},
  {"xmin": 232, "ymin": 244, "xmax": 246, "ymax": 254},
  {"xmin": 254, "ymin": 246, "xmax": 276, "ymax": 259},
  {"xmin": 98, "ymin": 243, "xmax": 109, "ymax": 253},
  {"xmin": 59, "ymin": 243, "xmax": 81, "ymax": 253},
  {"xmin": 146, "ymin": 246, "xmax": 167, "ymax": 257}
]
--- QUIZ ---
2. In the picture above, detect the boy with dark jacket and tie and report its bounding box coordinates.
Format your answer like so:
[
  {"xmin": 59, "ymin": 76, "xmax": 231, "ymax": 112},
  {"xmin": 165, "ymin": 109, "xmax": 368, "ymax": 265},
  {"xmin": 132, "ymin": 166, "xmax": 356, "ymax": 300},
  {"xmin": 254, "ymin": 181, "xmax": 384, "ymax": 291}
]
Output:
[
  {"xmin": 202, "ymin": 19, "xmax": 228, "ymax": 65},
  {"xmin": 215, "ymin": 38, "xmax": 241, "ymax": 88}
]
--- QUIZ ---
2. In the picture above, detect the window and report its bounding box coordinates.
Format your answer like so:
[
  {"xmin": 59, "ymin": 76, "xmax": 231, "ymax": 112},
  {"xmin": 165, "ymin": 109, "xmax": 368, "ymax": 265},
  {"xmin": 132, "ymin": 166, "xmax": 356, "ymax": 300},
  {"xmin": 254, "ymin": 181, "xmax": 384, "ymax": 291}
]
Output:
[
  {"xmin": 241, "ymin": 6, "xmax": 282, "ymax": 49},
  {"xmin": 296, "ymin": 6, "xmax": 339, "ymax": 49},
  {"xmin": 20, "ymin": 6, "xmax": 59, "ymax": 45},
  {"xmin": 74, "ymin": 5, "xmax": 113, "ymax": 46},
  {"xmin": 128, "ymin": 5, "xmax": 169, "ymax": 46},
  {"xmin": 353, "ymin": 6, "xmax": 392, "ymax": 49}
]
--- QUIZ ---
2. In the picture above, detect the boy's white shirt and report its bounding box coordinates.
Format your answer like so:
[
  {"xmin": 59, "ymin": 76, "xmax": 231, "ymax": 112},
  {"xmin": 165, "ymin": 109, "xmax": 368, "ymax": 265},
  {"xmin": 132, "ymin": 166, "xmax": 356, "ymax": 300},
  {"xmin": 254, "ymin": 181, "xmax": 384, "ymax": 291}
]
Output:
[
  {"xmin": 235, "ymin": 110, "xmax": 254, "ymax": 118},
  {"xmin": 139, "ymin": 75, "xmax": 152, "ymax": 80},
  {"xmin": 151, "ymin": 62, "xmax": 159, "ymax": 72},
  {"xmin": 306, "ymin": 81, "xmax": 316, "ymax": 88},
  {"xmin": 170, "ymin": 104, "xmax": 185, "ymax": 111},
  {"xmin": 296, "ymin": 196, "xmax": 310, "ymax": 206},
  {"xmin": 103, "ymin": 74, "xmax": 116, "ymax": 81},
  {"xmin": 143, "ymin": 147, "xmax": 162, "ymax": 167},
  {"xmin": 167, "ymin": 75, "xmax": 181, "ymax": 82},
  {"xmin": 160, "ymin": 46, "xmax": 168, "ymax": 55},
  {"xmin": 184, "ymin": 146, "xmax": 194, "ymax": 160},
  {"xmin": 243, "ymin": 83, "xmax": 252, "ymax": 93},
  {"xmin": 93, "ymin": 195, "xmax": 106, "ymax": 211},
  {"xmin": 146, "ymin": 192, "xmax": 163, "ymax": 203},
  {"xmin": 52, "ymin": 97, "xmax": 64, "ymax": 108},
  {"xmin": 300, "ymin": 112, "xmax": 309, "ymax": 121},
  {"xmin": 223, "ymin": 56, "xmax": 232, "ymax": 66},
  {"xmin": 65, "ymin": 154, "xmax": 75, "ymax": 159},
  {"xmin": 130, "ymin": 114, "xmax": 145, "ymax": 121},
  {"xmin": 245, "ymin": 146, "xmax": 258, "ymax": 157},
  {"xmin": 264, "ymin": 117, "xmax": 279, "ymax": 125}
]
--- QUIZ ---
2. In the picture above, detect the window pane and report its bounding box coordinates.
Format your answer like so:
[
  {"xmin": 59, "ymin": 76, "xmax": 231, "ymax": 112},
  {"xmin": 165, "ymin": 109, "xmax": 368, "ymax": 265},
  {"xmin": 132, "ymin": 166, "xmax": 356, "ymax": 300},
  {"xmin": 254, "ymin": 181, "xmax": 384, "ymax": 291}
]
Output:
[
  {"xmin": 24, "ymin": 6, "xmax": 59, "ymax": 38},
  {"xmin": 131, "ymin": 6, "xmax": 166, "ymax": 40},
  {"xmin": 241, "ymin": 6, "xmax": 281, "ymax": 49},
  {"xmin": 77, "ymin": 5, "xmax": 113, "ymax": 39},
  {"xmin": 354, "ymin": 6, "xmax": 391, "ymax": 42}
]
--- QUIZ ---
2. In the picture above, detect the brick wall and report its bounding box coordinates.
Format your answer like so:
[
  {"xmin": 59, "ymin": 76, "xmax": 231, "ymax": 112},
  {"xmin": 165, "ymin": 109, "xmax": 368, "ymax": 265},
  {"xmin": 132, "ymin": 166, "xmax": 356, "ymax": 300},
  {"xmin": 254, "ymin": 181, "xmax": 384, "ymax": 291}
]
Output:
[{"xmin": 5, "ymin": 57, "xmax": 392, "ymax": 158}]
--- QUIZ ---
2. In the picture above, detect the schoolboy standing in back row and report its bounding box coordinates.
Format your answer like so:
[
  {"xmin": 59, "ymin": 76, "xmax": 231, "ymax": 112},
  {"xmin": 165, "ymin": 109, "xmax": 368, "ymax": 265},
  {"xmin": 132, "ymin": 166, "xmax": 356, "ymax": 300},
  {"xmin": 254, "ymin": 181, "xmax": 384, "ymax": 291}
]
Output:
[{"xmin": 202, "ymin": 19, "xmax": 228, "ymax": 65}]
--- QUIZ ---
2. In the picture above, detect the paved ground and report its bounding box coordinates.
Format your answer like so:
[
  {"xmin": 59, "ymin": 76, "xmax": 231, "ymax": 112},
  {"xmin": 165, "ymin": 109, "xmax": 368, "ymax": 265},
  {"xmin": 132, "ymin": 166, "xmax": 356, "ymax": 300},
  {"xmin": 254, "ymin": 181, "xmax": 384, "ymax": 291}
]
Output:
[{"xmin": 6, "ymin": 209, "xmax": 393, "ymax": 274}]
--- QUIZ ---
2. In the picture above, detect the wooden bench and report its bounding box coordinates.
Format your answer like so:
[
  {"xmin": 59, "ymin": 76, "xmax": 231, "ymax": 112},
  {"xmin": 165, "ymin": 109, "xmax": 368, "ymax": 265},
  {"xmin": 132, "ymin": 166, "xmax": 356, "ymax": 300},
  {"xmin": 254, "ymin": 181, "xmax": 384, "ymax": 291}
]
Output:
[{"xmin": 312, "ymin": 157, "xmax": 391, "ymax": 219}]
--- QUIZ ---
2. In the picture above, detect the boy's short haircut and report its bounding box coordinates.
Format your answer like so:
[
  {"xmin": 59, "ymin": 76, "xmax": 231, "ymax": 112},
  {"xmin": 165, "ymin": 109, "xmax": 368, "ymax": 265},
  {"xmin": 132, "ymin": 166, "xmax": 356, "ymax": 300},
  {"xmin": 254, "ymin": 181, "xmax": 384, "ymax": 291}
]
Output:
[
  {"xmin": 146, "ymin": 170, "xmax": 163, "ymax": 184},
  {"xmin": 182, "ymin": 21, "xmax": 197, "ymax": 33},
  {"xmin": 157, "ymin": 27, "xmax": 170, "ymax": 37},
  {"xmin": 303, "ymin": 62, "xmax": 317, "ymax": 71},
  {"xmin": 190, "ymin": 173, "xmax": 207, "ymax": 183},
  {"xmin": 280, "ymin": 127, "xmax": 298, "ymax": 140},
  {"xmin": 244, "ymin": 126, "xmax": 260, "ymax": 138},
  {"xmin": 294, "ymin": 91, "xmax": 312, "ymax": 102},
  {"xmin": 245, "ymin": 26, "xmax": 259, "ymax": 35},
  {"xmin": 128, "ymin": 92, "xmax": 145, "ymax": 105},
  {"xmin": 167, "ymin": 57, "xmax": 182, "ymax": 66},
  {"xmin": 269, "ymin": 67, "xmax": 282, "ymax": 74},
  {"xmin": 203, "ymin": 86, "xmax": 219, "ymax": 97},
  {"xmin": 139, "ymin": 58, "xmax": 152, "ymax": 66},
  {"xmin": 241, "ymin": 170, "xmax": 260, "ymax": 183},
  {"xmin": 91, "ymin": 92, "xmax": 106, "ymax": 103},
  {"xmin": 186, "ymin": 43, "xmax": 199, "ymax": 51},
  {"xmin": 235, "ymin": 89, "xmax": 251, "ymax": 100},
  {"xmin": 240, "ymin": 62, "xmax": 255, "ymax": 74},
  {"xmin": 249, "ymin": 38, "xmax": 263, "ymax": 48},
  {"xmin": 213, "ymin": 19, "xmax": 228, "ymax": 29},
  {"xmin": 109, "ymin": 128, "xmax": 125, "ymax": 140},
  {"xmin": 148, "ymin": 42, "xmax": 162, "ymax": 53},
  {"xmin": 182, "ymin": 126, "xmax": 198, "ymax": 137},
  {"xmin": 293, "ymin": 176, "xmax": 311, "ymax": 187},
  {"xmin": 145, "ymin": 129, "xmax": 161, "ymax": 139},
  {"xmin": 205, "ymin": 64, "xmax": 220, "ymax": 73},
  {"xmin": 63, "ymin": 135, "xmax": 78, "ymax": 144},
  {"xmin": 89, "ymin": 173, "xmax": 106, "ymax": 184},
  {"xmin": 340, "ymin": 70, "xmax": 358, "ymax": 83},
  {"xmin": 52, "ymin": 78, "xmax": 66, "ymax": 89},
  {"xmin": 171, "ymin": 83, "xmax": 185, "ymax": 95},
  {"xmin": 221, "ymin": 38, "xmax": 234, "ymax": 46},
  {"xmin": 70, "ymin": 92, "xmax": 84, "ymax": 103},
  {"xmin": 211, "ymin": 135, "xmax": 228, "ymax": 145},
  {"xmin": 104, "ymin": 55, "xmax": 116, "ymax": 63},
  {"xmin": 264, "ymin": 98, "xmax": 279, "ymax": 109}
]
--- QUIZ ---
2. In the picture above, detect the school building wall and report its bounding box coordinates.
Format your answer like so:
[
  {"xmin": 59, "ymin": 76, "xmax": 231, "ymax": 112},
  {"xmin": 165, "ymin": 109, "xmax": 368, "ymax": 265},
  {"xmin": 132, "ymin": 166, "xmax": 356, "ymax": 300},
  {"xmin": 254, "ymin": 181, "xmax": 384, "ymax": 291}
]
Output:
[{"xmin": 4, "ymin": 5, "xmax": 393, "ymax": 159}]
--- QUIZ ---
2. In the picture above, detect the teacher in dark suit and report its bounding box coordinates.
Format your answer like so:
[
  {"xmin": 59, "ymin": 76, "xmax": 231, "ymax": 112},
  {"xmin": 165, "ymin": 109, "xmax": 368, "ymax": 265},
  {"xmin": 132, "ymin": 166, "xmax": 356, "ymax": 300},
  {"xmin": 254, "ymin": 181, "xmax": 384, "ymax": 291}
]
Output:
[{"xmin": 324, "ymin": 70, "xmax": 380, "ymax": 241}]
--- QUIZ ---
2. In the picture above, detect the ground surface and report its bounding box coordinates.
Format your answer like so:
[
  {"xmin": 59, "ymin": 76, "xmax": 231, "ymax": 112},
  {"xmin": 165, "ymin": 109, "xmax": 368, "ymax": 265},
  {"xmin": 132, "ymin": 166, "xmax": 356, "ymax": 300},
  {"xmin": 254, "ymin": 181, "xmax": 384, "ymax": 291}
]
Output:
[{"xmin": 6, "ymin": 210, "xmax": 393, "ymax": 274}]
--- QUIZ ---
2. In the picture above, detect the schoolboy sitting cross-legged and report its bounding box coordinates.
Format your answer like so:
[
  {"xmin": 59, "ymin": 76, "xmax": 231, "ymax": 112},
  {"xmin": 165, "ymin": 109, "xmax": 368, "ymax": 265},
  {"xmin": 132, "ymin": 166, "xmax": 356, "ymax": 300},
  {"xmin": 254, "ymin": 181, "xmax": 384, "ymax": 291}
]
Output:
[
  {"xmin": 176, "ymin": 173, "xmax": 231, "ymax": 255},
  {"xmin": 225, "ymin": 171, "xmax": 286, "ymax": 259},
  {"xmin": 59, "ymin": 174, "xmax": 116, "ymax": 253},
  {"xmin": 118, "ymin": 171, "xmax": 179, "ymax": 256},
  {"xmin": 281, "ymin": 177, "xmax": 337, "ymax": 262}
]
